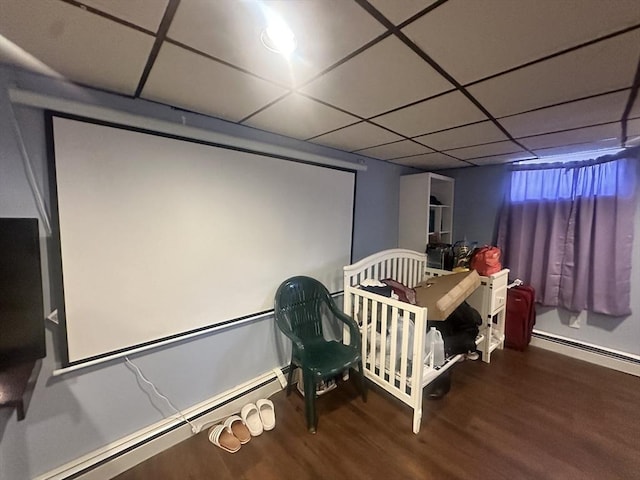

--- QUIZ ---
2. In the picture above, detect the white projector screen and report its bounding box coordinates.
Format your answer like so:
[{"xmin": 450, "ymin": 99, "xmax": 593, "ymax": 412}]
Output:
[{"xmin": 48, "ymin": 115, "xmax": 355, "ymax": 366}]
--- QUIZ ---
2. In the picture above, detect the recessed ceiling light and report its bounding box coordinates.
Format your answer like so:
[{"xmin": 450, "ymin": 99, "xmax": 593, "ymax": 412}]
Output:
[{"xmin": 260, "ymin": 11, "xmax": 296, "ymax": 57}]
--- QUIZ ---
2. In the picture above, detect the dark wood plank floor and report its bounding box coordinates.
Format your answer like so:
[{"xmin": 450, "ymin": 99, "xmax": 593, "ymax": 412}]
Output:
[{"xmin": 114, "ymin": 347, "xmax": 640, "ymax": 480}]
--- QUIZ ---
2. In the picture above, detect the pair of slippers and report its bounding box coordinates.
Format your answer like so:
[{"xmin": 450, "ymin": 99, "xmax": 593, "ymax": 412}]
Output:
[
  {"xmin": 209, "ymin": 399, "xmax": 275, "ymax": 453},
  {"xmin": 208, "ymin": 415, "xmax": 251, "ymax": 454},
  {"xmin": 240, "ymin": 399, "xmax": 276, "ymax": 436}
]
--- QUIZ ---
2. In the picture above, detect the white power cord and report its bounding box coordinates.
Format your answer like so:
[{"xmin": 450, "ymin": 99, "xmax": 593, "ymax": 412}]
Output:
[{"xmin": 124, "ymin": 356, "xmax": 199, "ymax": 434}]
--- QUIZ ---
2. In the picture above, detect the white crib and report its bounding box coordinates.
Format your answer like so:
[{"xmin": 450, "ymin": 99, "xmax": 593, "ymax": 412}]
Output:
[{"xmin": 343, "ymin": 248, "xmax": 509, "ymax": 434}]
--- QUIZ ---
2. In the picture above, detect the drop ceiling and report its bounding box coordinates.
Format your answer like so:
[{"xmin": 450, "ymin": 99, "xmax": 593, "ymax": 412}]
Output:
[{"xmin": 1, "ymin": 0, "xmax": 639, "ymax": 170}]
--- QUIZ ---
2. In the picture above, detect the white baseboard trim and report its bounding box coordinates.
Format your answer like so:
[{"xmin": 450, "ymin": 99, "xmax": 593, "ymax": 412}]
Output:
[
  {"xmin": 530, "ymin": 330, "xmax": 640, "ymax": 378},
  {"xmin": 34, "ymin": 367, "xmax": 287, "ymax": 480}
]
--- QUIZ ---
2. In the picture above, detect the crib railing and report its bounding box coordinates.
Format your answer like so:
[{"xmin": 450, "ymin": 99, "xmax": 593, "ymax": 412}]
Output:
[
  {"xmin": 344, "ymin": 286, "xmax": 428, "ymax": 412},
  {"xmin": 343, "ymin": 248, "xmax": 426, "ymax": 289},
  {"xmin": 343, "ymin": 249, "xmax": 462, "ymax": 433}
]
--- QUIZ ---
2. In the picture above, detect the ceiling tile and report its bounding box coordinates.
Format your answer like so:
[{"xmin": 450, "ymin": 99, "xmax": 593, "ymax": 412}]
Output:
[
  {"xmin": 373, "ymin": 91, "xmax": 487, "ymax": 137},
  {"xmin": 77, "ymin": 0, "xmax": 169, "ymax": 32},
  {"xmin": 300, "ymin": 35, "xmax": 453, "ymax": 118},
  {"xmin": 498, "ymin": 90, "xmax": 630, "ymax": 138},
  {"xmin": 355, "ymin": 140, "xmax": 433, "ymax": 160},
  {"xmin": 444, "ymin": 141, "xmax": 524, "ymax": 160},
  {"xmin": 0, "ymin": 0, "xmax": 154, "ymax": 95},
  {"xmin": 142, "ymin": 43, "xmax": 288, "ymax": 122},
  {"xmin": 310, "ymin": 121, "xmax": 403, "ymax": 151},
  {"xmin": 2, "ymin": 0, "xmax": 637, "ymax": 171},
  {"xmin": 468, "ymin": 30, "xmax": 640, "ymax": 118},
  {"xmin": 518, "ymin": 123, "xmax": 623, "ymax": 150},
  {"xmin": 243, "ymin": 93, "xmax": 359, "ymax": 140},
  {"xmin": 391, "ymin": 152, "xmax": 469, "ymax": 170},
  {"xmin": 168, "ymin": 0, "xmax": 385, "ymax": 88},
  {"xmin": 367, "ymin": 0, "xmax": 438, "ymax": 25},
  {"xmin": 403, "ymin": 0, "xmax": 640, "ymax": 84},
  {"xmin": 413, "ymin": 121, "xmax": 508, "ymax": 151},
  {"xmin": 470, "ymin": 152, "xmax": 537, "ymax": 165}
]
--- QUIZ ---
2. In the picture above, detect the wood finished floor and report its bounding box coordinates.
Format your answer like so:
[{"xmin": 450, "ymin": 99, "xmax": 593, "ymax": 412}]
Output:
[{"xmin": 114, "ymin": 347, "xmax": 640, "ymax": 480}]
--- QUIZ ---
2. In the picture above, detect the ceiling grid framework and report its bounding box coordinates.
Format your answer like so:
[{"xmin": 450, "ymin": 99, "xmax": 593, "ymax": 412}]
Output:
[{"xmin": 1, "ymin": 0, "xmax": 640, "ymax": 169}]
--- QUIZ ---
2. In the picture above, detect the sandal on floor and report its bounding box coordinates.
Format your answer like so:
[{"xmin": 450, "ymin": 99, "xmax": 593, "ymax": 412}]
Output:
[
  {"xmin": 241, "ymin": 403, "xmax": 263, "ymax": 436},
  {"xmin": 208, "ymin": 424, "xmax": 241, "ymax": 453},
  {"xmin": 223, "ymin": 415, "xmax": 251, "ymax": 444},
  {"xmin": 256, "ymin": 399, "xmax": 276, "ymax": 431}
]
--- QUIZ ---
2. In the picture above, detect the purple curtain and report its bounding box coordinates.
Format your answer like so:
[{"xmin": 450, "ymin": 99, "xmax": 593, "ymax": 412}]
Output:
[{"xmin": 498, "ymin": 155, "xmax": 638, "ymax": 316}]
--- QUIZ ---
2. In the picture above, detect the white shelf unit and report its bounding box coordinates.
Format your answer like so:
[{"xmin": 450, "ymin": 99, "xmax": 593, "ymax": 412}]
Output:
[
  {"xmin": 466, "ymin": 268, "xmax": 509, "ymax": 363},
  {"xmin": 399, "ymin": 172, "xmax": 454, "ymax": 253}
]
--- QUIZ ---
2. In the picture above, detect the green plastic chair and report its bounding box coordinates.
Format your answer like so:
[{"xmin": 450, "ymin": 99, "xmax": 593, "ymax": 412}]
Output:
[{"xmin": 274, "ymin": 275, "xmax": 367, "ymax": 433}]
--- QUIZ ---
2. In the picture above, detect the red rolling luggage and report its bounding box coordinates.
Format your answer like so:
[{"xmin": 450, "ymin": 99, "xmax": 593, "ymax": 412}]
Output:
[{"xmin": 505, "ymin": 285, "xmax": 536, "ymax": 350}]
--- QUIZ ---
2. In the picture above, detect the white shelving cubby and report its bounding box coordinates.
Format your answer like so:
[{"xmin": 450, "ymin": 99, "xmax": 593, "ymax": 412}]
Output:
[{"xmin": 399, "ymin": 172, "xmax": 454, "ymax": 252}]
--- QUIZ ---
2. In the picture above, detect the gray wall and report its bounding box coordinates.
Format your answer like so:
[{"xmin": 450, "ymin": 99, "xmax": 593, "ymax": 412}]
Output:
[
  {"xmin": 444, "ymin": 163, "xmax": 640, "ymax": 356},
  {"xmin": 0, "ymin": 65, "xmax": 408, "ymax": 479},
  {"xmin": 444, "ymin": 163, "xmax": 510, "ymax": 247}
]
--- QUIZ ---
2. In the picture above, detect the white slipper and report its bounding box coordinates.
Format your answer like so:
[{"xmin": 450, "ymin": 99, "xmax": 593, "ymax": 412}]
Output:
[
  {"xmin": 208, "ymin": 424, "xmax": 241, "ymax": 453},
  {"xmin": 223, "ymin": 415, "xmax": 251, "ymax": 444},
  {"xmin": 240, "ymin": 403, "xmax": 263, "ymax": 436},
  {"xmin": 256, "ymin": 399, "xmax": 276, "ymax": 431}
]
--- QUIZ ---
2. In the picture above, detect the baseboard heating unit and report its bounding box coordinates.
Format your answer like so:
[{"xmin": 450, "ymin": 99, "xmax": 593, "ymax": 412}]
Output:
[
  {"xmin": 33, "ymin": 367, "xmax": 288, "ymax": 480},
  {"xmin": 530, "ymin": 330, "xmax": 640, "ymax": 378}
]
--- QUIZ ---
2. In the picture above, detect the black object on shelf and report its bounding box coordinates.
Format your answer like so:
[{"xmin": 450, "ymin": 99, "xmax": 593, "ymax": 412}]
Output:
[{"xmin": 426, "ymin": 243, "xmax": 454, "ymax": 270}]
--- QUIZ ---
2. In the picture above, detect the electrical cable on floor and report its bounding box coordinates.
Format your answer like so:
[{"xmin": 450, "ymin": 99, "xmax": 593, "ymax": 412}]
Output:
[{"xmin": 124, "ymin": 356, "xmax": 199, "ymax": 434}]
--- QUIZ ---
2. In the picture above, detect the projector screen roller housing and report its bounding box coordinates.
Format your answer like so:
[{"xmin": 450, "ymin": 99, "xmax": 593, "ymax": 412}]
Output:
[{"xmin": 48, "ymin": 114, "xmax": 355, "ymax": 366}]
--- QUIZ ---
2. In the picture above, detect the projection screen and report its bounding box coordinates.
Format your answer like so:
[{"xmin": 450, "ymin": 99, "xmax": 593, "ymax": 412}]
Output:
[{"xmin": 48, "ymin": 114, "xmax": 356, "ymax": 366}]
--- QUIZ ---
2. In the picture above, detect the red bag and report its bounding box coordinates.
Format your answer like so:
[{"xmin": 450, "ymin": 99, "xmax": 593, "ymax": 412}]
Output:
[{"xmin": 470, "ymin": 246, "xmax": 502, "ymax": 276}]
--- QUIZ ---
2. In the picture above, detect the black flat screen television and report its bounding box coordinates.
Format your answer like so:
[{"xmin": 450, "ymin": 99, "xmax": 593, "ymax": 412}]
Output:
[{"xmin": 0, "ymin": 218, "xmax": 46, "ymax": 369}]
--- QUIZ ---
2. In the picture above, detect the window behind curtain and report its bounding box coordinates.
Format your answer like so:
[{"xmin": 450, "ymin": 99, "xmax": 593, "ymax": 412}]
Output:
[
  {"xmin": 510, "ymin": 159, "xmax": 634, "ymax": 202},
  {"xmin": 498, "ymin": 154, "xmax": 638, "ymax": 316}
]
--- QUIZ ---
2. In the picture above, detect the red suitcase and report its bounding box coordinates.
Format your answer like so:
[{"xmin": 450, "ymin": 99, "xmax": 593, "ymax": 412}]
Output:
[{"xmin": 505, "ymin": 285, "xmax": 536, "ymax": 350}]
